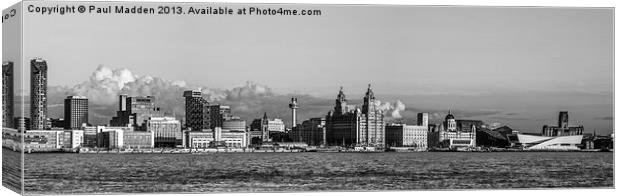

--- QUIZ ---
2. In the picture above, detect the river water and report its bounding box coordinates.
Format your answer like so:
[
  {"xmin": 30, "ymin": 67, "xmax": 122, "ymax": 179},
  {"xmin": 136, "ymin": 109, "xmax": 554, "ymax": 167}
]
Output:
[{"xmin": 18, "ymin": 151, "xmax": 613, "ymax": 194}]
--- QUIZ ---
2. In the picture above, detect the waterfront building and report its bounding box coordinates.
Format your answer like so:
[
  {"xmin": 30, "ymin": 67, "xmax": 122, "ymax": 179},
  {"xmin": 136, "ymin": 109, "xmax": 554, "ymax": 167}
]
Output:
[
  {"xmin": 65, "ymin": 130, "xmax": 84, "ymax": 148},
  {"xmin": 249, "ymin": 125, "xmax": 264, "ymax": 145},
  {"xmin": 185, "ymin": 127, "xmax": 247, "ymax": 148},
  {"xmin": 82, "ymin": 125, "xmax": 135, "ymax": 148},
  {"xmin": 267, "ymin": 118, "xmax": 285, "ymax": 133},
  {"xmin": 249, "ymin": 113, "xmax": 286, "ymax": 143},
  {"xmin": 49, "ymin": 118, "xmax": 66, "ymax": 129},
  {"xmin": 494, "ymin": 126, "xmax": 515, "ymax": 138},
  {"xmin": 23, "ymin": 130, "xmax": 65, "ymax": 149},
  {"xmin": 81, "ymin": 127, "xmax": 98, "ymax": 147},
  {"xmin": 509, "ymin": 133, "xmax": 583, "ymax": 150},
  {"xmin": 542, "ymin": 111, "xmax": 584, "ymax": 137},
  {"xmin": 385, "ymin": 124, "xmax": 428, "ymax": 150},
  {"xmin": 145, "ymin": 117, "xmax": 182, "ymax": 147},
  {"xmin": 582, "ymin": 134, "xmax": 614, "ymax": 150},
  {"xmin": 185, "ymin": 131, "xmax": 214, "ymax": 148},
  {"xmin": 64, "ymin": 96, "xmax": 89, "ymax": 130},
  {"xmin": 30, "ymin": 58, "xmax": 48, "ymax": 130},
  {"xmin": 507, "ymin": 111, "xmax": 585, "ymax": 150},
  {"xmin": 109, "ymin": 95, "xmax": 163, "ymax": 129},
  {"xmin": 290, "ymin": 117, "xmax": 326, "ymax": 146},
  {"xmin": 427, "ymin": 110, "xmax": 476, "ymax": 149},
  {"xmin": 122, "ymin": 131, "xmax": 155, "ymax": 149},
  {"xmin": 475, "ymin": 127, "xmax": 510, "ymax": 148},
  {"xmin": 2, "ymin": 128, "xmax": 20, "ymax": 150},
  {"xmin": 99, "ymin": 128, "xmax": 154, "ymax": 149},
  {"xmin": 325, "ymin": 85, "xmax": 386, "ymax": 148},
  {"xmin": 100, "ymin": 129, "xmax": 124, "ymax": 149},
  {"xmin": 19, "ymin": 130, "xmax": 79, "ymax": 149},
  {"xmin": 456, "ymin": 120, "xmax": 484, "ymax": 132},
  {"xmin": 417, "ymin": 113, "xmax": 428, "ymax": 127},
  {"xmin": 13, "ymin": 117, "xmax": 31, "ymax": 131},
  {"xmin": 222, "ymin": 118, "xmax": 246, "ymax": 131},
  {"xmin": 3, "ymin": 61, "xmax": 14, "ymax": 128},
  {"xmin": 218, "ymin": 129, "xmax": 247, "ymax": 148},
  {"xmin": 209, "ymin": 105, "xmax": 232, "ymax": 129},
  {"xmin": 183, "ymin": 90, "xmax": 211, "ymax": 131}
]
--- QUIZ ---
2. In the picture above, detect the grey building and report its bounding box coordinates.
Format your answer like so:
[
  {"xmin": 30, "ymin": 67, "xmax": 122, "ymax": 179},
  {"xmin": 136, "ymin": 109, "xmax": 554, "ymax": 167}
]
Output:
[
  {"xmin": 14, "ymin": 117, "xmax": 30, "ymax": 131},
  {"xmin": 290, "ymin": 117, "xmax": 326, "ymax": 146},
  {"xmin": 64, "ymin": 96, "xmax": 89, "ymax": 130},
  {"xmin": 222, "ymin": 118, "xmax": 246, "ymax": 131},
  {"xmin": 2, "ymin": 61, "xmax": 14, "ymax": 128},
  {"xmin": 326, "ymin": 85, "xmax": 386, "ymax": 148},
  {"xmin": 209, "ymin": 105, "xmax": 232, "ymax": 129},
  {"xmin": 110, "ymin": 95, "xmax": 163, "ymax": 129},
  {"xmin": 146, "ymin": 117, "xmax": 182, "ymax": 147},
  {"xmin": 183, "ymin": 90, "xmax": 211, "ymax": 131},
  {"xmin": 542, "ymin": 111, "xmax": 584, "ymax": 137},
  {"xmin": 30, "ymin": 58, "xmax": 48, "ymax": 130}
]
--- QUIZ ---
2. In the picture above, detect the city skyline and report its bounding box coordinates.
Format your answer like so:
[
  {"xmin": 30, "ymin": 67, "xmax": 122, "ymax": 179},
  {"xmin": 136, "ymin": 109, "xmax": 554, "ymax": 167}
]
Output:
[
  {"xmin": 1, "ymin": 2, "xmax": 615, "ymax": 194},
  {"xmin": 2, "ymin": 4, "xmax": 613, "ymax": 134},
  {"xmin": 3, "ymin": 59, "xmax": 613, "ymax": 134}
]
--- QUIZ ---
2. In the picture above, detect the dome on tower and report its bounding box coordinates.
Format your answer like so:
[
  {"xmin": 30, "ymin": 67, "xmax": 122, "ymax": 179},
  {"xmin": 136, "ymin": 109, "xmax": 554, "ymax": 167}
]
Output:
[{"xmin": 445, "ymin": 110, "xmax": 455, "ymax": 120}]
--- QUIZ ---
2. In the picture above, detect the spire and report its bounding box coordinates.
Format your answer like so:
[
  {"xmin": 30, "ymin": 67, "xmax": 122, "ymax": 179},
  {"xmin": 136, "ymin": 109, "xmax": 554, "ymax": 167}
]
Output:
[
  {"xmin": 334, "ymin": 87, "xmax": 347, "ymax": 115},
  {"xmin": 365, "ymin": 83, "xmax": 374, "ymax": 99},
  {"xmin": 337, "ymin": 86, "xmax": 346, "ymax": 100},
  {"xmin": 449, "ymin": 109, "xmax": 452, "ymax": 115},
  {"xmin": 362, "ymin": 84, "xmax": 376, "ymax": 115},
  {"xmin": 263, "ymin": 112, "xmax": 268, "ymax": 120}
]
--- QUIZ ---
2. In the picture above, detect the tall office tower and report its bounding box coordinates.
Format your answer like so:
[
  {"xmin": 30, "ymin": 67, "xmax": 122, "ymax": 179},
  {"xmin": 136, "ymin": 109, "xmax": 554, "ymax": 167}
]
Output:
[
  {"xmin": 127, "ymin": 96, "xmax": 162, "ymax": 127},
  {"xmin": 109, "ymin": 95, "xmax": 163, "ymax": 128},
  {"xmin": 209, "ymin": 105, "xmax": 232, "ymax": 129},
  {"xmin": 288, "ymin": 97, "xmax": 299, "ymax": 128},
  {"xmin": 183, "ymin": 90, "xmax": 210, "ymax": 131},
  {"xmin": 64, "ymin": 96, "xmax": 89, "ymax": 130},
  {"xmin": 558, "ymin": 111, "xmax": 569, "ymax": 128},
  {"xmin": 30, "ymin": 58, "xmax": 48, "ymax": 130},
  {"xmin": 2, "ymin": 61, "xmax": 14, "ymax": 128},
  {"xmin": 417, "ymin": 112, "xmax": 429, "ymax": 127}
]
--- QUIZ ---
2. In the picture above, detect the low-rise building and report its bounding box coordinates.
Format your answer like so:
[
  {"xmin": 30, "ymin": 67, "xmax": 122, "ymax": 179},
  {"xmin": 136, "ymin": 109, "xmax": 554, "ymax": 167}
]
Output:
[
  {"xmin": 145, "ymin": 117, "xmax": 182, "ymax": 147},
  {"xmin": 123, "ymin": 130, "xmax": 155, "ymax": 149},
  {"xmin": 427, "ymin": 111, "xmax": 477, "ymax": 149},
  {"xmin": 290, "ymin": 118, "xmax": 326, "ymax": 146},
  {"xmin": 186, "ymin": 127, "xmax": 247, "ymax": 148},
  {"xmin": 385, "ymin": 124, "xmax": 428, "ymax": 150},
  {"xmin": 99, "ymin": 128, "xmax": 154, "ymax": 149}
]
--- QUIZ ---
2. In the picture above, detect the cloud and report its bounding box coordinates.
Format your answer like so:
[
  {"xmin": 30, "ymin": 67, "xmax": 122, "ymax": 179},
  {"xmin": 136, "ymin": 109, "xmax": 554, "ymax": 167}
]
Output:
[
  {"xmin": 45, "ymin": 65, "xmax": 281, "ymax": 125},
  {"xmin": 375, "ymin": 100, "xmax": 406, "ymax": 119},
  {"xmin": 43, "ymin": 66, "xmax": 508, "ymax": 128}
]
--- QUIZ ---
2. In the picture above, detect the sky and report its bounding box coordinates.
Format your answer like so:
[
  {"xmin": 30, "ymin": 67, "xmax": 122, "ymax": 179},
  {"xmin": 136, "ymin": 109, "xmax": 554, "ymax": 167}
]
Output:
[{"xmin": 4, "ymin": 2, "xmax": 614, "ymax": 134}]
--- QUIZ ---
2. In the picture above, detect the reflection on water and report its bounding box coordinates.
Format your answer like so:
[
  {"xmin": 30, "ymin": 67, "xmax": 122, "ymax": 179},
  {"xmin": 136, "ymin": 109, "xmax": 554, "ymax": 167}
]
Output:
[{"xmin": 24, "ymin": 152, "xmax": 613, "ymax": 194}]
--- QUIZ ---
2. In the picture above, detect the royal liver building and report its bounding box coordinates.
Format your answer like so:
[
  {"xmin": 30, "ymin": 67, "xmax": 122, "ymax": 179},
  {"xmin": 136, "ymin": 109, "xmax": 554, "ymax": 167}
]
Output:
[{"xmin": 326, "ymin": 85, "xmax": 386, "ymax": 148}]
